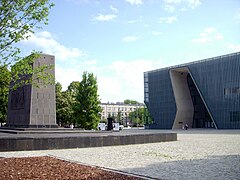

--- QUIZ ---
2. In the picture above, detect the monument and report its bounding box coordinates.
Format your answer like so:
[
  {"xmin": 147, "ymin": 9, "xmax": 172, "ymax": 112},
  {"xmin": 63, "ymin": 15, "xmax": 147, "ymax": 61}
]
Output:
[{"xmin": 6, "ymin": 54, "xmax": 57, "ymax": 128}]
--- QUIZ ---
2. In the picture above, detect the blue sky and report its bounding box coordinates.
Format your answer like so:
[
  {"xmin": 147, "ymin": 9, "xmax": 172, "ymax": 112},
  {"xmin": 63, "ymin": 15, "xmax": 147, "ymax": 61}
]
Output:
[{"xmin": 20, "ymin": 0, "xmax": 240, "ymax": 103}]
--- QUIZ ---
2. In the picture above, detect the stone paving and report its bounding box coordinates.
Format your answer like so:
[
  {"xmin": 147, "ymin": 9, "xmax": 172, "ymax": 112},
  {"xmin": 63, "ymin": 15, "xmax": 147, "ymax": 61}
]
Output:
[{"xmin": 0, "ymin": 129, "xmax": 240, "ymax": 180}]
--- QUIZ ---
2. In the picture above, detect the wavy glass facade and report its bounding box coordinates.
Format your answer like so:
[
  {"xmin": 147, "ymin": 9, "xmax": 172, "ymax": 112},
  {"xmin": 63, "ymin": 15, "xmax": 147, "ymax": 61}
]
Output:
[{"xmin": 144, "ymin": 52, "xmax": 240, "ymax": 129}]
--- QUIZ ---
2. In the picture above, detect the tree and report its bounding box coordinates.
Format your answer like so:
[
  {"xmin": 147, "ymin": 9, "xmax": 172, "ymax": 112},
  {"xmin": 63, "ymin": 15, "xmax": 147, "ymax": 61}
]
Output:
[
  {"xmin": 10, "ymin": 53, "xmax": 54, "ymax": 89},
  {"xmin": 74, "ymin": 72, "xmax": 102, "ymax": 130},
  {"xmin": 1, "ymin": 0, "xmax": 54, "ymax": 66},
  {"xmin": 55, "ymin": 82, "xmax": 64, "ymax": 125},
  {"xmin": 0, "ymin": 66, "xmax": 10, "ymax": 126},
  {"xmin": 55, "ymin": 82, "xmax": 75, "ymax": 126},
  {"xmin": 67, "ymin": 81, "xmax": 80, "ymax": 98},
  {"xmin": 66, "ymin": 81, "xmax": 80, "ymax": 126},
  {"xmin": 116, "ymin": 110, "xmax": 122, "ymax": 124},
  {"xmin": 128, "ymin": 108, "xmax": 145, "ymax": 127},
  {"xmin": 0, "ymin": 0, "xmax": 54, "ymax": 89},
  {"xmin": 124, "ymin": 99, "xmax": 139, "ymax": 105}
]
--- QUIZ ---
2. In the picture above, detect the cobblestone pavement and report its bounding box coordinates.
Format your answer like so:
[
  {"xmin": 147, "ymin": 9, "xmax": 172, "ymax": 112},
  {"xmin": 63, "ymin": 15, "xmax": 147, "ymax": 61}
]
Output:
[{"xmin": 1, "ymin": 129, "xmax": 240, "ymax": 180}]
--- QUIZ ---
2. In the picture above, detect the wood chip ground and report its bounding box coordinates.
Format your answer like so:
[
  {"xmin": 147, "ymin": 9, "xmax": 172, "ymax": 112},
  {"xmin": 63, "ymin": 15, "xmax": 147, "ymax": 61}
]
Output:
[{"xmin": 0, "ymin": 156, "xmax": 143, "ymax": 180}]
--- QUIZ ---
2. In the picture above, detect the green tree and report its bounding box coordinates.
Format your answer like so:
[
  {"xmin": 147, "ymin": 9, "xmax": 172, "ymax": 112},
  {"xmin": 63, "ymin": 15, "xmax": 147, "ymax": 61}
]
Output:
[
  {"xmin": 74, "ymin": 72, "xmax": 102, "ymax": 130},
  {"xmin": 66, "ymin": 81, "xmax": 80, "ymax": 126},
  {"xmin": 10, "ymin": 53, "xmax": 54, "ymax": 89},
  {"xmin": 124, "ymin": 99, "xmax": 139, "ymax": 105},
  {"xmin": 56, "ymin": 82, "xmax": 76, "ymax": 126},
  {"xmin": 67, "ymin": 81, "xmax": 80, "ymax": 98},
  {"xmin": 0, "ymin": 66, "xmax": 10, "ymax": 126},
  {"xmin": 128, "ymin": 108, "xmax": 145, "ymax": 127},
  {"xmin": 55, "ymin": 82, "xmax": 64, "ymax": 125},
  {"xmin": 1, "ymin": 0, "xmax": 54, "ymax": 66},
  {"xmin": 0, "ymin": 0, "xmax": 54, "ymax": 89},
  {"xmin": 116, "ymin": 110, "xmax": 122, "ymax": 124}
]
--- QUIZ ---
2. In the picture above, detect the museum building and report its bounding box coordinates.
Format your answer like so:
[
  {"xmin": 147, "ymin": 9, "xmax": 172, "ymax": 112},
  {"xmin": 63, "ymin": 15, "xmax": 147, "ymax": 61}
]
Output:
[{"xmin": 144, "ymin": 52, "xmax": 240, "ymax": 129}]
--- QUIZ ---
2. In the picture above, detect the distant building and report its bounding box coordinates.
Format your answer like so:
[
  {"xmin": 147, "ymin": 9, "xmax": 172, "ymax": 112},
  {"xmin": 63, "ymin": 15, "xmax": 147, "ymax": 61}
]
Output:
[
  {"xmin": 100, "ymin": 102, "xmax": 145, "ymax": 125},
  {"xmin": 144, "ymin": 52, "xmax": 240, "ymax": 129}
]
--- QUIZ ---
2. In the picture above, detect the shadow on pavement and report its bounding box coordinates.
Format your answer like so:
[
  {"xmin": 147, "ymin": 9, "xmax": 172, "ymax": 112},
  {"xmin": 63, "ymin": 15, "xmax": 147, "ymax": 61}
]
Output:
[{"xmin": 122, "ymin": 154, "xmax": 240, "ymax": 180}]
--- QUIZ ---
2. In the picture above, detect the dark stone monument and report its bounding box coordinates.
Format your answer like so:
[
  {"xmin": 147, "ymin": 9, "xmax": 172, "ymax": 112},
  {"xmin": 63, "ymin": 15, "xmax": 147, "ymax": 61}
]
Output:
[
  {"xmin": 107, "ymin": 117, "xmax": 113, "ymax": 130},
  {"xmin": 6, "ymin": 54, "xmax": 57, "ymax": 128}
]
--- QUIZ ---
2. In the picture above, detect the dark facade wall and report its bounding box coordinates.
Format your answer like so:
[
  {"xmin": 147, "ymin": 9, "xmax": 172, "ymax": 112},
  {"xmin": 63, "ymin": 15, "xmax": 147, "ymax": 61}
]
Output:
[
  {"xmin": 188, "ymin": 54, "xmax": 240, "ymax": 129},
  {"xmin": 145, "ymin": 52, "xmax": 240, "ymax": 129},
  {"xmin": 145, "ymin": 70, "xmax": 176, "ymax": 129}
]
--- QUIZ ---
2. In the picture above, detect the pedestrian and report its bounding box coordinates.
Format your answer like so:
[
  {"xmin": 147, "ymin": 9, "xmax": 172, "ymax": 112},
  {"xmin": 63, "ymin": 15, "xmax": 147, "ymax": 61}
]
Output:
[
  {"xmin": 182, "ymin": 124, "xmax": 185, "ymax": 130},
  {"xmin": 185, "ymin": 123, "xmax": 188, "ymax": 130}
]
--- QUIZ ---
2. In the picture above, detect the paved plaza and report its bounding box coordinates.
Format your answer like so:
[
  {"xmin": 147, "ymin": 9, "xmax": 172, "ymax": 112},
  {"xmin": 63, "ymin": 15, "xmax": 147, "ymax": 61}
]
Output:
[{"xmin": 0, "ymin": 129, "xmax": 240, "ymax": 179}]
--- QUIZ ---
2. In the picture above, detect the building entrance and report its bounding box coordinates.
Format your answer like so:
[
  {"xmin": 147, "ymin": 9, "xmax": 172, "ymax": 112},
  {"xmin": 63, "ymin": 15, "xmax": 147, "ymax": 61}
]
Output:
[{"xmin": 187, "ymin": 74, "xmax": 215, "ymax": 128}]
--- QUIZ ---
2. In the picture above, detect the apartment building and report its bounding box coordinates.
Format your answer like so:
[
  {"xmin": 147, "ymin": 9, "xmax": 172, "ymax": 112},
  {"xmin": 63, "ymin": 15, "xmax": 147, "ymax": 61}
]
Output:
[{"xmin": 100, "ymin": 102, "xmax": 145, "ymax": 123}]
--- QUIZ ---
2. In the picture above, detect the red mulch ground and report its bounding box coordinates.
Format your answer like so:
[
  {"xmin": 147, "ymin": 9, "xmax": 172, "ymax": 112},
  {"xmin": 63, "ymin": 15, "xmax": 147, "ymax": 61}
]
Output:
[{"xmin": 0, "ymin": 156, "xmax": 143, "ymax": 180}]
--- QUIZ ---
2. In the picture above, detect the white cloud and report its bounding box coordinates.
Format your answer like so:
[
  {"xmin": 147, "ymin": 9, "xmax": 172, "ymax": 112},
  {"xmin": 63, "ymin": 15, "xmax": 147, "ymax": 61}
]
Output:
[
  {"xmin": 191, "ymin": 37, "xmax": 209, "ymax": 44},
  {"xmin": 164, "ymin": 5, "xmax": 175, "ymax": 13},
  {"xmin": 159, "ymin": 16, "xmax": 177, "ymax": 24},
  {"xmin": 200, "ymin": 27, "xmax": 215, "ymax": 35},
  {"xmin": 191, "ymin": 27, "xmax": 224, "ymax": 44},
  {"xmin": 187, "ymin": 0, "xmax": 201, "ymax": 9},
  {"xmin": 55, "ymin": 57, "xmax": 165, "ymax": 103},
  {"xmin": 97, "ymin": 76, "xmax": 122, "ymax": 102},
  {"xmin": 164, "ymin": 0, "xmax": 181, "ymax": 3},
  {"xmin": 22, "ymin": 31, "xmax": 86, "ymax": 62},
  {"xmin": 128, "ymin": 16, "xmax": 143, "ymax": 24},
  {"xmin": 152, "ymin": 31, "xmax": 162, "ymax": 36},
  {"xmin": 55, "ymin": 65, "xmax": 83, "ymax": 90},
  {"xmin": 36, "ymin": 31, "xmax": 52, "ymax": 38},
  {"xmin": 180, "ymin": 7, "xmax": 187, "ymax": 11},
  {"xmin": 110, "ymin": 5, "xmax": 118, "ymax": 13},
  {"xmin": 164, "ymin": 0, "xmax": 201, "ymax": 11},
  {"xmin": 83, "ymin": 59, "xmax": 98, "ymax": 65},
  {"xmin": 68, "ymin": 0, "xmax": 90, "ymax": 5},
  {"xmin": 98, "ymin": 59, "xmax": 164, "ymax": 102},
  {"xmin": 214, "ymin": 33, "xmax": 224, "ymax": 40},
  {"xmin": 122, "ymin": 35, "xmax": 139, "ymax": 42},
  {"xmin": 93, "ymin": 14, "xmax": 117, "ymax": 21},
  {"xmin": 55, "ymin": 59, "xmax": 103, "ymax": 91},
  {"xmin": 125, "ymin": 0, "xmax": 143, "ymax": 5},
  {"xmin": 144, "ymin": 24, "xmax": 149, "ymax": 28},
  {"xmin": 55, "ymin": 58, "xmax": 164, "ymax": 103},
  {"xmin": 128, "ymin": 20, "xmax": 137, "ymax": 24},
  {"xmin": 226, "ymin": 43, "xmax": 240, "ymax": 52}
]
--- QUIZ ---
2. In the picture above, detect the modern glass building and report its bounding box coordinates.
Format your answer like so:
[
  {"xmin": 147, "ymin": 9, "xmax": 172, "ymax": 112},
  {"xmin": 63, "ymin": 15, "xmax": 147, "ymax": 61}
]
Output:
[{"xmin": 144, "ymin": 52, "xmax": 240, "ymax": 129}]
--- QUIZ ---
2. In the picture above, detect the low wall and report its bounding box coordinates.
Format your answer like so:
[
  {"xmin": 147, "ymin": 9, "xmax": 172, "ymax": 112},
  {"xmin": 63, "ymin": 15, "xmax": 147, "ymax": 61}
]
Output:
[{"xmin": 0, "ymin": 132, "xmax": 177, "ymax": 152}]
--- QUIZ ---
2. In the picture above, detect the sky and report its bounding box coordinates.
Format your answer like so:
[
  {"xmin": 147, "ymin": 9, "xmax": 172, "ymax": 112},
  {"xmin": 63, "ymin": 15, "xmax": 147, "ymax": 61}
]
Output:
[{"xmin": 20, "ymin": 0, "xmax": 240, "ymax": 103}]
